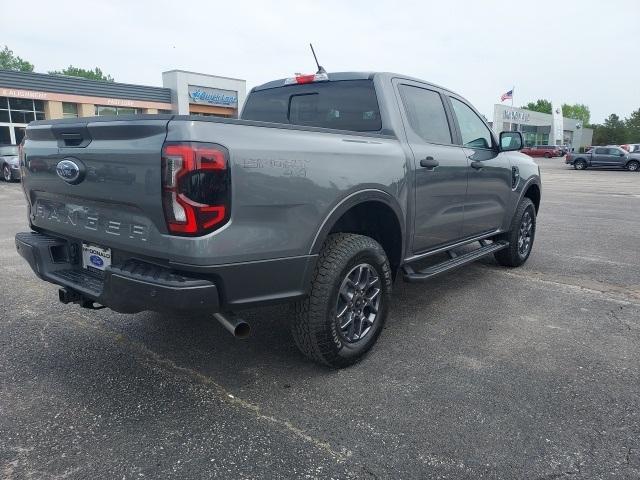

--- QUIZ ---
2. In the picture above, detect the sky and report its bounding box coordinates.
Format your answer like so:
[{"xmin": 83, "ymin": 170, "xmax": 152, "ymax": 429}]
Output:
[{"xmin": 4, "ymin": 0, "xmax": 639, "ymax": 124}]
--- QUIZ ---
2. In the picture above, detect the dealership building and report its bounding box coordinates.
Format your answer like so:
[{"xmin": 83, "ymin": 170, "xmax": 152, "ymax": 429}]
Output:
[
  {"xmin": 0, "ymin": 69, "xmax": 246, "ymax": 145},
  {"xmin": 491, "ymin": 104, "xmax": 593, "ymax": 150}
]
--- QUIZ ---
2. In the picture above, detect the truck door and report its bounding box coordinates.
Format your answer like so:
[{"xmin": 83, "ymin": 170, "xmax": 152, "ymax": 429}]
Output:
[
  {"xmin": 592, "ymin": 147, "xmax": 609, "ymax": 166},
  {"xmin": 394, "ymin": 81, "xmax": 468, "ymax": 253},
  {"xmin": 447, "ymin": 96, "xmax": 512, "ymax": 238},
  {"xmin": 609, "ymin": 147, "xmax": 627, "ymax": 167}
]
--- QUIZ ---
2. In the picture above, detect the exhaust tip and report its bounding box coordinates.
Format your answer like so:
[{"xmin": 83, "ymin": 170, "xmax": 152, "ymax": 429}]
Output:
[
  {"xmin": 213, "ymin": 312, "xmax": 251, "ymax": 340},
  {"xmin": 234, "ymin": 321, "xmax": 251, "ymax": 339}
]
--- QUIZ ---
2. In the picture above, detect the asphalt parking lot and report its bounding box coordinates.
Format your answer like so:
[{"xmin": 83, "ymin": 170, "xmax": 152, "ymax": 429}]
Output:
[{"xmin": 1, "ymin": 158, "xmax": 639, "ymax": 479}]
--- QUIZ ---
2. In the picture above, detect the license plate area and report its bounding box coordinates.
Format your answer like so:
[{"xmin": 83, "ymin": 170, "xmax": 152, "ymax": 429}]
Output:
[{"xmin": 82, "ymin": 243, "xmax": 112, "ymax": 273}]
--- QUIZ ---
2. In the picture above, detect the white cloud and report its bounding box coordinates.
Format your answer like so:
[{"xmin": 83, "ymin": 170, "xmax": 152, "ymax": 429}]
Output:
[{"xmin": 5, "ymin": 0, "xmax": 639, "ymax": 123}]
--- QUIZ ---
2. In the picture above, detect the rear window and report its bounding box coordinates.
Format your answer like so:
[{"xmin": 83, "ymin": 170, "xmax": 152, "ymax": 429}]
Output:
[{"xmin": 241, "ymin": 80, "xmax": 382, "ymax": 132}]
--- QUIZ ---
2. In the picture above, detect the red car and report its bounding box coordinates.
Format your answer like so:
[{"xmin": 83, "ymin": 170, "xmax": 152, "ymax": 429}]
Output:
[{"xmin": 520, "ymin": 145, "xmax": 563, "ymax": 158}]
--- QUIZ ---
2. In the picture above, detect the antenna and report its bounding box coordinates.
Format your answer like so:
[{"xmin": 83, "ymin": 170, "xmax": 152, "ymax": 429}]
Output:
[{"xmin": 309, "ymin": 43, "xmax": 326, "ymax": 74}]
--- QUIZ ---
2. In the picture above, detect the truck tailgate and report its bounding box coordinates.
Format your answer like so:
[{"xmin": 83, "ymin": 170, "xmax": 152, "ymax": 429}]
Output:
[{"xmin": 22, "ymin": 117, "xmax": 170, "ymax": 253}]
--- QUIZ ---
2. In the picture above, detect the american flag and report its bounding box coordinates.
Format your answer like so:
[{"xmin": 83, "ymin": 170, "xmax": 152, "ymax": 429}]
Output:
[{"xmin": 500, "ymin": 89, "xmax": 513, "ymax": 102}]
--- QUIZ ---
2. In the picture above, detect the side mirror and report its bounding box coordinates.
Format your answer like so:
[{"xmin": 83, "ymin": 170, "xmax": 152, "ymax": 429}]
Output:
[{"xmin": 500, "ymin": 131, "xmax": 523, "ymax": 152}]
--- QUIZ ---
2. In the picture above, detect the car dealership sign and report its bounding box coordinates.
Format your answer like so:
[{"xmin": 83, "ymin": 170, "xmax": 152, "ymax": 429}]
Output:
[
  {"xmin": 188, "ymin": 85, "xmax": 238, "ymax": 108},
  {"xmin": 502, "ymin": 109, "xmax": 530, "ymax": 123}
]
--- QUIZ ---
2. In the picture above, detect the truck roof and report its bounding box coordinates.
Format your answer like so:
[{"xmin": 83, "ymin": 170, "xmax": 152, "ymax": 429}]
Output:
[{"xmin": 251, "ymin": 71, "xmax": 457, "ymax": 96}]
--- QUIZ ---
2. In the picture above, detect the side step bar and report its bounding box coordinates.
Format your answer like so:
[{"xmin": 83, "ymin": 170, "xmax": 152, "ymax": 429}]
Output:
[{"xmin": 402, "ymin": 240, "xmax": 509, "ymax": 283}]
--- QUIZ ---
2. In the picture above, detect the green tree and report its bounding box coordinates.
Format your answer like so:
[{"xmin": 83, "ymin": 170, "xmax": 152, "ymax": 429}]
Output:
[
  {"xmin": 592, "ymin": 114, "xmax": 627, "ymax": 145},
  {"xmin": 625, "ymin": 108, "xmax": 640, "ymax": 142},
  {"xmin": 49, "ymin": 66, "xmax": 114, "ymax": 82},
  {"xmin": 561, "ymin": 103, "xmax": 590, "ymax": 126},
  {"xmin": 521, "ymin": 99, "xmax": 552, "ymax": 114},
  {"xmin": 0, "ymin": 45, "xmax": 34, "ymax": 71}
]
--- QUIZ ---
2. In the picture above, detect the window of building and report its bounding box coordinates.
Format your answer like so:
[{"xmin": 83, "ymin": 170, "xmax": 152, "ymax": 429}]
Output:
[
  {"xmin": 450, "ymin": 97, "xmax": 493, "ymax": 149},
  {"xmin": 62, "ymin": 102, "xmax": 78, "ymax": 118},
  {"xmin": 398, "ymin": 85, "xmax": 452, "ymax": 144},
  {"xmin": 0, "ymin": 96, "xmax": 45, "ymax": 125},
  {"xmin": 95, "ymin": 105, "xmax": 139, "ymax": 116}
]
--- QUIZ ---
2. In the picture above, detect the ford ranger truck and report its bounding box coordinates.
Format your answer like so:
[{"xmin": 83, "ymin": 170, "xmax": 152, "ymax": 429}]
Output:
[{"xmin": 15, "ymin": 71, "xmax": 541, "ymax": 368}]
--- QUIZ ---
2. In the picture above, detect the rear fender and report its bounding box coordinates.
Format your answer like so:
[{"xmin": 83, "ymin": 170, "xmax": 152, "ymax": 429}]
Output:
[{"xmin": 309, "ymin": 189, "xmax": 405, "ymax": 255}]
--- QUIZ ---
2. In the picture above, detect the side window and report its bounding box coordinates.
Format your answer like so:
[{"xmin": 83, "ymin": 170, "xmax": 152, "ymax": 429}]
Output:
[
  {"xmin": 450, "ymin": 97, "xmax": 493, "ymax": 149},
  {"xmin": 398, "ymin": 85, "xmax": 452, "ymax": 144},
  {"xmin": 594, "ymin": 148, "xmax": 606, "ymax": 154},
  {"xmin": 609, "ymin": 148, "xmax": 622, "ymax": 155}
]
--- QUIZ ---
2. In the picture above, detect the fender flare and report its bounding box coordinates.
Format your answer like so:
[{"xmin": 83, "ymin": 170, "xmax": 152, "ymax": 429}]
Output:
[
  {"xmin": 517, "ymin": 176, "xmax": 541, "ymax": 211},
  {"xmin": 308, "ymin": 189, "xmax": 406, "ymax": 255}
]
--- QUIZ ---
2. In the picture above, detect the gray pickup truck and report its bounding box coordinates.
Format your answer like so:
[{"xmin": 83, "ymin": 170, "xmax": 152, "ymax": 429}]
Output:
[
  {"xmin": 15, "ymin": 71, "xmax": 541, "ymax": 367},
  {"xmin": 566, "ymin": 146, "xmax": 640, "ymax": 171}
]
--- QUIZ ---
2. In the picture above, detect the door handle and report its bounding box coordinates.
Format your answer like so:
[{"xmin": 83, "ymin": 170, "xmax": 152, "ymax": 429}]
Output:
[
  {"xmin": 420, "ymin": 157, "xmax": 439, "ymax": 169},
  {"xmin": 470, "ymin": 161, "xmax": 483, "ymax": 170}
]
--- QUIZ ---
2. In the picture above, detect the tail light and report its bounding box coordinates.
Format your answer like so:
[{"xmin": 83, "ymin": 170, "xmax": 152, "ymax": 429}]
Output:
[{"xmin": 161, "ymin": 142, "xmax": 230, "ymax": 236}]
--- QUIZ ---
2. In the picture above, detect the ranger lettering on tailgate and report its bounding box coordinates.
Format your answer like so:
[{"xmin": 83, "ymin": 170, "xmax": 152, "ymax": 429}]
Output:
[{"xmin": 34, "ymin": 200, "xmax": 149, "ymax": 242}]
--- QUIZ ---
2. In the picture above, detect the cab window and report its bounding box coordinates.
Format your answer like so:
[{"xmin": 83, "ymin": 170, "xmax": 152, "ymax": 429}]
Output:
[
  {"xmin": 399, "ymin": 85, "xmax": 452, "ymax": 144},
  {"xmin": 450, "ymin": 97, "xmax": 493, "ymax": 149}
]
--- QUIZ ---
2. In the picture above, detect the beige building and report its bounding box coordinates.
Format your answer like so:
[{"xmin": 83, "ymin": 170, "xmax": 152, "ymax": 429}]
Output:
[{"xmin": 0, "ymin": 69, "xmax": 246, "ymax": 145}]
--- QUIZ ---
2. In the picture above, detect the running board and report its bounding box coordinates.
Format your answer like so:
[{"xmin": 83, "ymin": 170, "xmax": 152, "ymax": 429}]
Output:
[{"xmin": 402, "ymin": 241, "xmax": 509, "ymax": 283}]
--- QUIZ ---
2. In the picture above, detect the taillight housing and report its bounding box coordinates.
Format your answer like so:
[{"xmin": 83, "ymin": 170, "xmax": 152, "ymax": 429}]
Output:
[{"xmin": 161, "ymin": 142, "xmax": 230, "ymax": 236}]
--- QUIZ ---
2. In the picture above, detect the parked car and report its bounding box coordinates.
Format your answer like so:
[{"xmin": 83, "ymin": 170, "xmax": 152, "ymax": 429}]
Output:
[
  {"xmin": 0, "ymin": 144, "xmax": 21, "ymax": 181},
  {"xmin": 558, "ymin": 145, "xmax": 571, "ymax": 155},
  {"xmin": 566, "ymin": 146, "xmax": 640, "ymax": 171},
  {"xmin": 15, "ymin": 71, "xmax": 541, "ymax": 368},
  {"xmin": 521, "ymin": 145, "xmax": 563, "ymax": 158},
  {"xmin": 620, "ymin": 143, "xmax": 640, "ymax": 153}
]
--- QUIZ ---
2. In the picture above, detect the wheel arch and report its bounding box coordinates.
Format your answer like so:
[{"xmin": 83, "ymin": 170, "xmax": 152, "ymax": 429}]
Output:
[
  {"xmin": 309, "ymin": 190, "xmax": 406, "ymax": 275},
  {"xmin": 522, "ymin": 181, "xmax": 541, "ymax": 213}
]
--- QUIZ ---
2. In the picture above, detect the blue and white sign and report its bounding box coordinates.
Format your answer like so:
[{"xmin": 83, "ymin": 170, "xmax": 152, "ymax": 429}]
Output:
[{"xmin": 188, "ymin": 85, "xmax": 238, "ymax": 108}]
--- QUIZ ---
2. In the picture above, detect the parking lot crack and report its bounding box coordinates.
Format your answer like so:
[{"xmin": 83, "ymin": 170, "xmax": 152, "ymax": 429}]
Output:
[{"xmin": 70, "ymin": 312, "xmax": 352, "ymax": 464}]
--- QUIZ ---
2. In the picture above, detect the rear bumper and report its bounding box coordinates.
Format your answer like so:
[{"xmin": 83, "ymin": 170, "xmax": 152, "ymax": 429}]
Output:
[
  {"xmin": 16, "ymin": 231, "xmax": 317, "ymax": 314},
  {"xmin": 16, "ymin": 231, "xmax": 220, "ymax": 313}
]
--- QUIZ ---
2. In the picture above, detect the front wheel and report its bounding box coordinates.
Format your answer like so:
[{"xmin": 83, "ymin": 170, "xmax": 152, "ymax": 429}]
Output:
[
  {"xmin": 627, "ymin": 160, "xmax": 639, "ymax": 172},
  {"xmin": 574, "ymin": 160, "xmax": 587, "ymax": 170},
  {"xmin": 494, "ymin": 197, "xmax": 536, "ymax": 268},
  {"xmin": 292, "ymin": 233, "xmax": 392, "ymax": 368},
  {"xmin": 2, "ymin": 165, "xmax": 11, "ymax": 182},
  {"xmin": 544, "ymin": 153, "xmax": 551, "ymax": 158}
]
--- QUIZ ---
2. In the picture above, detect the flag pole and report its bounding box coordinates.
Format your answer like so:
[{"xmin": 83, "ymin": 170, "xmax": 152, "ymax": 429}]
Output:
[{"xmin": 511, "ymin": 86, "xmax": 514, "ymax": 107}]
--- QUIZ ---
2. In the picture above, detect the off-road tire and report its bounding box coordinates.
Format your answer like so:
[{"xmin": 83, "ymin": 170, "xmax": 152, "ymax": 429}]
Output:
[
  {"xmin": 494, "ymin": 197, "xmax": 536, "ymax": 268},
  {"xmin": 292, "ymin": 233, "xmax": 392, "ymax": 368}
]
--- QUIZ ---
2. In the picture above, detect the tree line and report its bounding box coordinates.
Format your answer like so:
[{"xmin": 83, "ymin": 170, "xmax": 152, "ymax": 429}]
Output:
[
  {"xmin": 522, "ymin": 98, "xmax": 639, "ymax": 146},
  {"xmin": 0, "ymin": 45, "xmax": 114, "ymax": 82}
]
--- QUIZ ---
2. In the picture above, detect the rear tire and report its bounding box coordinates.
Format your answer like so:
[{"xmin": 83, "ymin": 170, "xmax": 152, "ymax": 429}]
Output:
[
  {"xmin": 627, "ymin": 160, "xmax": 639, "ymax": 172},
  {"xmin": 292, "ymin": 233, "xmax": 392, "ymax": 368},
  {"xmin": 574, "ymin": 160, "xmax": 587, "ymax": 170},
  {"xmin": 544, "ymin": 153, "xmax": 551, "ymax": 158},
  {"xmin": 494, "ymin": 198, "xmax": 536, "ymax": 268}
]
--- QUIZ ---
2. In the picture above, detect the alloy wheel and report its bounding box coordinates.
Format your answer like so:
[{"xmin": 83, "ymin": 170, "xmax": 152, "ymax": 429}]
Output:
[
  {"xmin": 518, "ymin": 210, "xmax": 533, "ymax": 257},
  {"xmin": 3, "ymin": 166, "xmax": 10, "ymax": 181},
  {"xmin": 335, "ymin": 263, "xmax": 381, "ymax": 343}
]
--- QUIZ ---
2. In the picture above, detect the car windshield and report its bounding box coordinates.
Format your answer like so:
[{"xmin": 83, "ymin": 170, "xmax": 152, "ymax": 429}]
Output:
[{"xmin": 0, "ymin": 145, "xmax": 18, "ymax": 156}]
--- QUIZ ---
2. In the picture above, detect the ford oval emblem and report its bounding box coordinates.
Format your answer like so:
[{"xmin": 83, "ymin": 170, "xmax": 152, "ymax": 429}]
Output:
[
  {"xmin": 89, "ymin": 255, "xmax": 104, "ymax": 267},
  {"xmin": 56, "ymin": 159, "xmax": 83, "ymax": 184}
]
